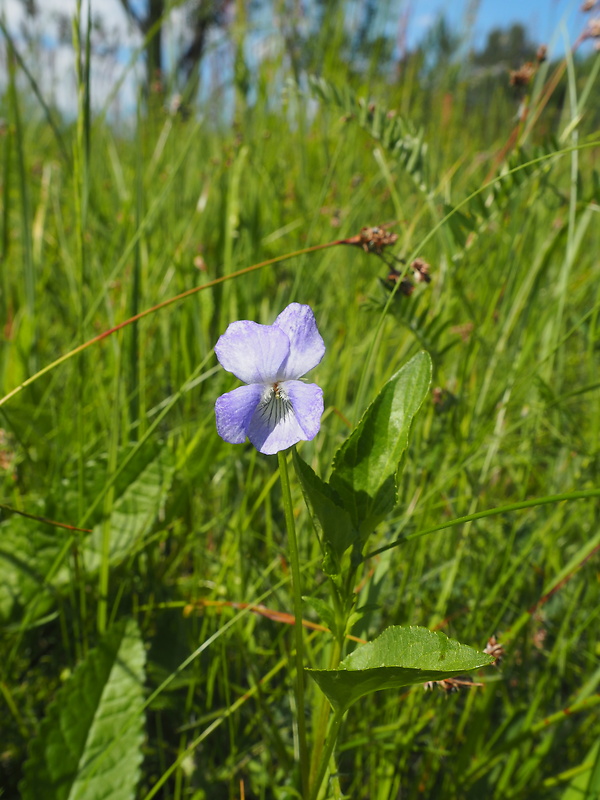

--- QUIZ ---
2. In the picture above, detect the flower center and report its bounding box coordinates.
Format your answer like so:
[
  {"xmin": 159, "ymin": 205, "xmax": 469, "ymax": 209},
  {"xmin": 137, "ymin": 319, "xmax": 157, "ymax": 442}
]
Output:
[{"xmin": 256, "ymin": 382, "xmax": 294, "ymax": 426}]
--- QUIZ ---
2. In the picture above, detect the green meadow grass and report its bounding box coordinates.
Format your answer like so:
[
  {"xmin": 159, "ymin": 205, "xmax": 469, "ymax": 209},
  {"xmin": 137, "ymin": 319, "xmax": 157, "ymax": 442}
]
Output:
[{"xmin": 1, "ymin": 17, "xmax": 600, "ymax": 799}]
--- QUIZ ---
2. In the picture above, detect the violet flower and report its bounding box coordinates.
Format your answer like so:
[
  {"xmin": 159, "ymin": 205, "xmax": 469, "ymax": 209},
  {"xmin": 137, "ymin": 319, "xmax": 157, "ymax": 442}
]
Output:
[{"xmin": 215, "ymin": 303, "xmax": 325, "ymax": 455}]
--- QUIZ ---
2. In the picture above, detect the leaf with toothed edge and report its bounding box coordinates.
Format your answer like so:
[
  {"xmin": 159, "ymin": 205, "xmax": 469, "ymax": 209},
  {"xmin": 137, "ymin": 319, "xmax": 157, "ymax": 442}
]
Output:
[
  {"xmin": 20, "ymin": 618, "xmax": 146, "ymax": 800},
  {"xmin": 307, "ymin": 625, "xmax": 493, "ymax": 713}
]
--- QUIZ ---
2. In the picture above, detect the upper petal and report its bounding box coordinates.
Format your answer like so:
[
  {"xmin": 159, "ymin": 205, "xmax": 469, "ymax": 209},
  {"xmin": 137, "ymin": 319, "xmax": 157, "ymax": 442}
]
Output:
[
  {"xmin": 215, "ymin": 384, "xmax": 263, "ymax": 444},
  {"xmin": 215, "ymin": 321, "xmax": 290, "ymax": 384},
  {"xmin": 273, "ymin": 303, "xmax": 325, "ymax": 380}
]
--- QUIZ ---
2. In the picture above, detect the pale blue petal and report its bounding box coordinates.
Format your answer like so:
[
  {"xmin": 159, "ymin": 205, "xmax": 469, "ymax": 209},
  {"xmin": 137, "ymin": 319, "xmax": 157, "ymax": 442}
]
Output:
[
  {"xmin": 215, "ymin": 321, "xmax": 290, "ymax": 384},
  {"xmin": 285, "ymin": 381, "xmax": 324, "ymax": 439},
  {"xmin": 273, "ymin": 303, "xmax": 325, "ymax": 380},
  {"xmin": 215, "ymin": 384, "xmax": 263, "ymax": 444},
  {"xmin": 247, "ymin": 380, "xmax": 323, "ymax": 455}
]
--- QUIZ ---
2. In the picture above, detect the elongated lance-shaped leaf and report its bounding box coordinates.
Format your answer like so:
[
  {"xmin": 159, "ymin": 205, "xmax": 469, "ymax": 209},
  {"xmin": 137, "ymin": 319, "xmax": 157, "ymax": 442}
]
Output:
[
  {"xmin": 330, "ymin": 351, "xmax": 432, "ymax": 538},
  {"xmin": 293, "ymin": 448, "xmax": 358, "ymax": 576},
  {"xmin": 308, "ymin": 625, "xmax": 493, "ymax": 713},
  {"xmin": 20, "ymin": 618, "xmax": 146, "ymax": 800}
]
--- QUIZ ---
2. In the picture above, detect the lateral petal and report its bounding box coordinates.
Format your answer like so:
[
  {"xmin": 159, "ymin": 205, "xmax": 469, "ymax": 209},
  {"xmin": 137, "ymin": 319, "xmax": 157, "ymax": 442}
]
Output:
[
  {"xmin": 246, "ymin": 381, "xmax": 324, "ymax": 454},
  {"xmin": 215, "ymin": 321, "xmax": 290, "ymax": 384},
  {"xmin": 285, "ymin": 381, "xmax": 324, "ymax": 439},
  {"xmin": 215, "ymin": 384, "xmax": 263, "ymax": 444},
  {"xmin": 273, "ymin": 303, "xmax": 325, "ymax": 380}
]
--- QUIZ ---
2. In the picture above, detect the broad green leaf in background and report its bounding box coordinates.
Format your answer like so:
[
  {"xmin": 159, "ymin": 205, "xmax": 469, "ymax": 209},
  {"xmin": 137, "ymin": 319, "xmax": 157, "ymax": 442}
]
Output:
[
  {"xmin": 292, "ymin": 449, "xmax": 358, "ymax": 576},
  {"xmin": 83, "ymin": 443, "xmax": 174, "ymax": 572},
  {"xmin": 0, "ymin": 444, "xmax": 174, "ymax": 624},
  {"xmin": 308, "ymin": 625, "xmax": 493, "ymax": 713},
  {"xmin": 20, "ymin": 618, "xmax": 146, "ymax": 800},
  {"xmin": 61, "ymin": 441, "xmax": 174, "ymax": 532},
  {"xmin": 330, "ymin": 351, "xmax": 432, "ymax": 538},
  {"xmin": 0, "ymin": 515, "xmax": 69, "ymax": 624}
]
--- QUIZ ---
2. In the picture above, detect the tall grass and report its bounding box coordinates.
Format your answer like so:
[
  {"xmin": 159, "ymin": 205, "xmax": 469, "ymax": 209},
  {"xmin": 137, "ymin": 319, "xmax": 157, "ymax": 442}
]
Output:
[{"xmin": 1, "ymin": 6, "xmax": 600, "ymax": 799}]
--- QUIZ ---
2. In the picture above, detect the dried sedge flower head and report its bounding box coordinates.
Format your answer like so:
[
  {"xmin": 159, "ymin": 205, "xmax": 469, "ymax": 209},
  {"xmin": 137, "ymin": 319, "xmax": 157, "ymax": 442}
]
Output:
[
  {"xmin": 484, "ymin": 635, "xmax": 505, "ymax": 666},
  {"xmin": 536, "ymin": 44, "xmax": 548, "ymax": 62},
  {"xmin": 509, "ymin": 62, "xmax": 536, "ymax": 87},
  {"xmin": 384, "ymin": 257, "xmax": 433, "ymax": 297},
  {"xmin": 581, "ymin": 0, "xmax": 598, "ymax": 12},
  {"xmin": 354, "ymin": 226, "xmax": 399, "ymax": 255},
  {"xmin": 432, "ymin": 387, "xmax": 445, "ymax": 407},
  {"xmin": 432, "ymin": 386, "xmax": 457, "ymax": 414},
  {"xmin": 0, "ymin": 429, "xmax": 16, "ymax": 476},
  {"xmin": 584, "ymin": 16, "xmax": 600, "ymax": 37},
  {"xmin": 386, "ymin": 269, "xmax": 415, "ymax": 296},
  {"xmin": 424, "ymin": 677, "xmax": 484, "ymax": 693},
  {"xmin": 451, "ymin": 322, "xmax": 474, "ymax": 343},
  {"xmin": 411, "ymin": 258, "xmax": 431, "ymax": 283}
]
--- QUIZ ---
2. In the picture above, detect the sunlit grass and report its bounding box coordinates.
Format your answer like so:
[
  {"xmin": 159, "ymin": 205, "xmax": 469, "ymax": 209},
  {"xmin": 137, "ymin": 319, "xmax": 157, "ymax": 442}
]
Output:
[{"xmin": 1, "ymin": 14, "xmax": 599, "ymax": 798}]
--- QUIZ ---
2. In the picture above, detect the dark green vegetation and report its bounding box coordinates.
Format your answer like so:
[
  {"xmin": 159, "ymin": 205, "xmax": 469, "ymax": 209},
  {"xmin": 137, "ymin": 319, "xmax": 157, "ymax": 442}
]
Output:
[{"xmin": 1, "ymin": 3, "xmax": 600, "ymax": 798}]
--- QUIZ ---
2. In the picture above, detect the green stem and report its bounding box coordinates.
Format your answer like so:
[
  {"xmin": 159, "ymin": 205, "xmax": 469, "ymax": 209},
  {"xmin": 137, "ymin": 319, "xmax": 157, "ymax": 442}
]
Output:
[
  {"xmin": 278, "ymin": 449, "xmax": 309, "ymax": 796},
  {"xmin": 309, "ymin": 709, "xmax": 344, "ymax": 800},
  {"xmin": 309, "ymin": 637, "xmax": 341, "ymax": 792}
]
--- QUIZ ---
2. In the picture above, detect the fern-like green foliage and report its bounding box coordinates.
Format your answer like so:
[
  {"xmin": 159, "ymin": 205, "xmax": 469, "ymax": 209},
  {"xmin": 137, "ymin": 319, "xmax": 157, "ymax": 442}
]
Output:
[
  {"xmin": 444, "ymin": 140, "xmax": 565, "ymax": 261},
  {"xmin": 308, "ymin": 75, "xmax": 429, "ymax": 192},
  {"xmin": 306, "ymin": 76, "xmax": 566, "ymax": 267},
  {"xmin": 20, "ymin": 619, "xmax": 146, "ymax": 800}
]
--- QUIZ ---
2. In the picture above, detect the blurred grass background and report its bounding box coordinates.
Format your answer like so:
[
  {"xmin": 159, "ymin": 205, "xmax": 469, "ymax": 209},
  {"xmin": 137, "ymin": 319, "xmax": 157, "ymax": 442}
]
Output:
[{"xmin": 1, "ymin": 1, "xmax": 600, "ymax": 797}]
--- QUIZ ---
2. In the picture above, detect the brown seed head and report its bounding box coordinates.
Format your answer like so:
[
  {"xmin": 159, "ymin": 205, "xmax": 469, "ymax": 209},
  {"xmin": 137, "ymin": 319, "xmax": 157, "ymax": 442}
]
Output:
[
  {"xmin": 536, "ymin": 44, "xmax": 547, "ymax": 62},
  {"xmin": 386, "ymin": 268, "xmax": 414, "ymax": 296},
  {"xmin": 484, "ymin": 635, "xmax": 505, "ymax": 666},
  {"xmin": 450, "ymin": 322, "xmax": 474, "ymax": 343},
  {"xmin": 585, "ymin": 16, "xmax": 600, "ymax": 36},
  {"xmin": 581, "ymin": 0, "xmax": 597, "ymax": 11},
  {"xmin": 432, "ymin": 387, "xmax": 444, "ymax": 407},
  {"xmin": 509, "ymin": 62, "xmax": 536, "ymax": 87},
  {"xmin": 411, "ymin": 257, "xmax": 431, "ymax": 283},
  {"xmin": 353, "ymin": 226, "xmax": 399, "ymax": 255},
  {"xmin": 424, "ymin": 677, "xmax": 483, "ymax": 693}
]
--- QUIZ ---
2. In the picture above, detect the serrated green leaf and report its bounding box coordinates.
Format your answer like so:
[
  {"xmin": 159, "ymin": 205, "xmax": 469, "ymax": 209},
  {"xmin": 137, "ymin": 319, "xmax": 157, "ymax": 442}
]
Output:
[
  {"xmin": 292, "ymin": 449, "xmax": 358, "ymax": 575},
  {"xmin": 83, "ymin": 444, "xmax": 174, "ymax": 572},
  {"xmin": 60, "ymin": 442, "xmax": 174, "ymax": 534},
  {"xmin": 329, "ymin": 352, "xmax": 432, "ymax": 537},
  {"xmin": 0, "ymin": 445, "xmax": 174, "ymax": 624},
  {"xmin": 307, "ymin": 625, "xmax": 493, "ymax": 713},
  {"xmin": 0, "ymin": 515, "xmax": 69, "ymax": 623},
  {"xmin": 21, "ymin": 618, "xmax": 146, "ymax": 800}
]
